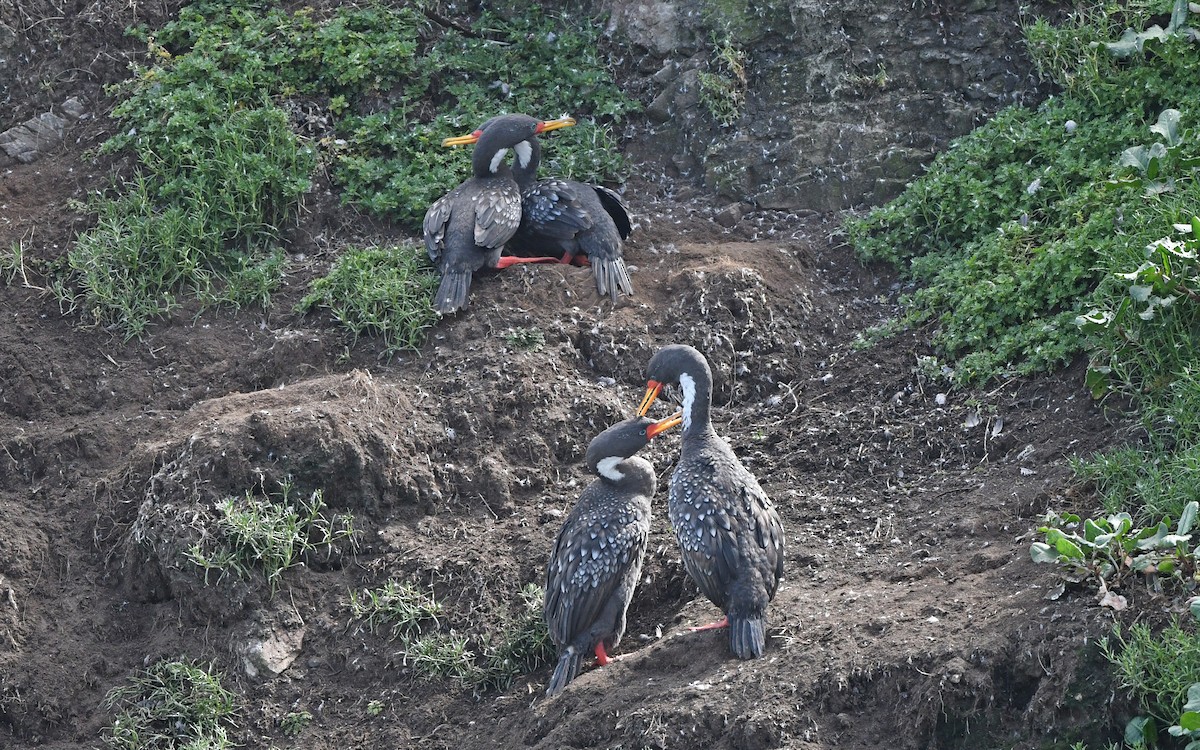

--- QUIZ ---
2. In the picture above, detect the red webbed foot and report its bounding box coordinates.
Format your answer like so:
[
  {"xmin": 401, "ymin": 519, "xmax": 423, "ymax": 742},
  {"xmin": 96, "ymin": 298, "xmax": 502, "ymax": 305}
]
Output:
[
  {"xmin": 594, "ymin": 642, "xmax": 611, "ymax": 666},
  {"xmin": 495, "ymin": 254, "xmax": 560, "ymax": 269},
  {"xmin": 688, "ymin": 616, "xmax": 729, "ymax": 633}
]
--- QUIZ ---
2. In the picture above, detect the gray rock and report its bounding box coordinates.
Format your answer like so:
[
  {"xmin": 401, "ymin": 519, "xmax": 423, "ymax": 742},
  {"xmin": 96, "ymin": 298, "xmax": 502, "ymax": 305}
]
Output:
[
  {"xmin": 714, "ymin": 202, "xmax": 745, "ymax": 228},
  {"xmin": 0, "ymin": 97, "xmax": 88, "ymax": 165},
  {"xmin": 240, "ymin": 624, "xmax": 306, "ymax": 678}
]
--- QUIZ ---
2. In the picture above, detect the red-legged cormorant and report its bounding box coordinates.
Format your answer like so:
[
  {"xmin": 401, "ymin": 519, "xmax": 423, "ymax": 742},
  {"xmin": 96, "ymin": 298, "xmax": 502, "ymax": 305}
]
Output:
[
  {"xmin": 636, "ymin": 344, "xmax": 785, "ymax": 659},
  {"xmin": 423, "ymin": 114, "xmax": 574, "ymax": 314},
  {"xmin": 544, "ymin": 412, "xmax": 682, "ymax": 696},
  {"xmin": 466, "ymin": 114, "xmax": 634, "ymax": 301}
]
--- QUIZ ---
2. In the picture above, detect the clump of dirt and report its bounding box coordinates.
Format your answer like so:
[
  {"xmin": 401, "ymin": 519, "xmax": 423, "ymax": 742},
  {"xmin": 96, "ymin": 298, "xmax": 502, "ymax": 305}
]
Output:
[{"xmin": 0, "ymin": 1, "xmax": 1137, "ymax": 748}]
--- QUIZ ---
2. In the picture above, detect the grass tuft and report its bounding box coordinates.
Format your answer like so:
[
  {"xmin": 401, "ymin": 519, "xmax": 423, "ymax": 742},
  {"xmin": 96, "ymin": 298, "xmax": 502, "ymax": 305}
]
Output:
[
  {"xmin": 298, "ymin": 244, "xmax": 439, "ymax": 355},
  {"xmin": 102, "ymin": 659, "xmax": 237, "ymax": 750},
  {"xmin": 186, "ymin": 480, "xmax": 357, "ymax": 591},
  {"xmin": 349, "ymin": 579, "xmax": 443, "ymax": 639}
]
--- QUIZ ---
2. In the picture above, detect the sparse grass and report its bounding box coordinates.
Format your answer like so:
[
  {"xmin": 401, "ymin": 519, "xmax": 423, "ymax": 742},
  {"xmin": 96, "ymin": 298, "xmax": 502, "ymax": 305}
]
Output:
[
  {"xmin": 186, "ymin": 481, "xmax": 356, "ymax": 591},
  {"xmin": 392, "ymin": 583, "xmax": 554, "ymax": 693},
  {"xmin": 348, "ymin": 579, "xmax": 442, "ymax": 639},
  {"xmin": 698, "ymin": 33, "xmax": 747, "ymax": 127},
  {"xmin": 102, "ymin": 659, "xmax": 237, "ymax": 750},
  {"xmin": 474, "ymin": 582, "xmax": 555, "ymax": 691},
  {"xmin": 298, "ymin": 244, "xmax": 440, "ymax": 355}
]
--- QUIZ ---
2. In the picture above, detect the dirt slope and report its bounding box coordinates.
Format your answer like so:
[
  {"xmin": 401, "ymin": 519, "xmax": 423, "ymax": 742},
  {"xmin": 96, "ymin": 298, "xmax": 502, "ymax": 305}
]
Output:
[{"xmin": 0, "ymin": 3, "xmax": 1130, "ymax": 749}]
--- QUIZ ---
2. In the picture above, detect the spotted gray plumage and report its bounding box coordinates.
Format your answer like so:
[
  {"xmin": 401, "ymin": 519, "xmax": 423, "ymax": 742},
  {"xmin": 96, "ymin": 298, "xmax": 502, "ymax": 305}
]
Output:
[
  {"xmin": 422, "ymin": 114, "xmax": 539, "ymax": 315},
  {"xmin": 508, "ymin": 136, "xmax": 634, "ymax": 301},
  {"xmin": 543, "ymin": 416, "xmax": 667, "ymax": 696},
  {"xmin": 640, "ymin": 344, "xmax": 785, "ymax": 659}
]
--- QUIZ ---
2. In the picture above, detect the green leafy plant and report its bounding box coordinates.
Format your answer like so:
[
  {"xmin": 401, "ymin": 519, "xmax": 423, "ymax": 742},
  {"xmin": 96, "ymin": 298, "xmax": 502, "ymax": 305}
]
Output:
[
  {"xmin": 1169, "ymin": 682, "xmax": 1200, "ymax": 748},
  {"xmin": 103, "ymin": 659, "xmax": 237, "ymax": 750},
  {"xmin": 502, "ymin": 326, "xmax": 546, "ymax": 351},
  {"xmin": 280, "ymin": 710, "xmax": 313, "ymax": 736},
  {"xmin": 298, "ymin": 244, "xmax": 439, "ymax": 355},
  {"xmin": 349, "ymin": 579, "xmax": 443, "ymax": 639},
  {"xmin": 186, "ymin": 482, "xmax": 357, "ymax": 591},
  {"xmin": 1031, "ymin": 501, "xmax": 1200, "ymax": 597}
]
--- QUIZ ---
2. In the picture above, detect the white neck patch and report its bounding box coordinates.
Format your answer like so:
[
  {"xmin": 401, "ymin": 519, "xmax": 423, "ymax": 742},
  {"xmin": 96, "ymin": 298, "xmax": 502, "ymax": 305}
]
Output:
[
  {"xmin": 597, "ymin": 456, "xmax": 624, "ymax": 482},
  {"xmin": 513, "ymin": 141, "xmax": 533, "ymax": 169},
  {"xmin": 679, "ymin": 372, "xmax": 697, "ymax": 431},
  {"xmin": 489, "ymin": 147, "xmax": 509, "ymax": 173}
]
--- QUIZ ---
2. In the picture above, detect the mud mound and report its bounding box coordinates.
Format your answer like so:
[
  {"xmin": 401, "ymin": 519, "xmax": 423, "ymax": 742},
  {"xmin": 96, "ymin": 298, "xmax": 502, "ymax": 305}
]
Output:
[{"xmin": 104, "ymin": 371, "xmax": 438, "ymax": 621}]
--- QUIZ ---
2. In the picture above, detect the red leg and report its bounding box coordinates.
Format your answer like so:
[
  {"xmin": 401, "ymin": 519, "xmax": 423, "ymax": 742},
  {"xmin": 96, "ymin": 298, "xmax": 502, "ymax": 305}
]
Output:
[
  {"xmin": 688, "ymin": 616, "xmax": 729, "ymax": 633},
  {"xmin": 570, "ymin": 254, "xmax": 591, "ymax": 267},
  {"xmin": 559, "ymin": 253, "xmax": 574, "ymax": 265},
  {"xmin": 494, "ymin": 255, "xmax": 560, "ymax": 268},
  {"xmin": 594, "ymin": 642, "xmax": 611, "ymax": 666}
]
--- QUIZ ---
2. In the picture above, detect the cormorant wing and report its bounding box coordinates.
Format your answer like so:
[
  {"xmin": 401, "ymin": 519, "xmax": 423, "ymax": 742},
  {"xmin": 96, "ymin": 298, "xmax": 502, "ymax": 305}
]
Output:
[
  {"xmin": 473, "ymin": 181, "xmax": 523, "ymax": 249},
  {"xmin": 742, "ymin": 480, "xmax": 786, "ymax": 600},
  {"xmin": 522, "ymin": 179, "xmax": 593, "ymax": 240},
  {"xmin": 593, "ymin": 185, "xmax": 632, "ymax": 240},
  {"xmin": 545, "ymin": 500, "xmax": 646, "ymax": 646},
  {"xmin": 422, "ymin": 189, "xmax": 457, "ymax": 263}
]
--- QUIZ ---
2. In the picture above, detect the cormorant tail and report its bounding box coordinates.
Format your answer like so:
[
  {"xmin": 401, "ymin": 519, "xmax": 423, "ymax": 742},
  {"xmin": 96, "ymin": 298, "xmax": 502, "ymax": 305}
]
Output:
[
  {"xmin": 546, "ymin": 647, "xmax": 582, "ymax": 696},
  {"xmin": 729, "ymin": 615, "xmax": 766, "ymax": 660},
  {"xmin": 434, "ymin": 269, "xmax": 472, "ymax": 314},
  {"xmin": 593, "ymin": 256, "xmax": 633, "ymax": 301}
]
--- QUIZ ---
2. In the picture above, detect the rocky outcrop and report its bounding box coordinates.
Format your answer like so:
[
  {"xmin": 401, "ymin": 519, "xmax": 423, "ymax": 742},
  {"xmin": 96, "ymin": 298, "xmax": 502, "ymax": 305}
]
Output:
[
  {"xmin": 0, "ymin": 96, "xmax": 88, "ymax": 165},
  {"xmin": 604, "ymin": 0, "xmax": 1060, "ymax": 211}
]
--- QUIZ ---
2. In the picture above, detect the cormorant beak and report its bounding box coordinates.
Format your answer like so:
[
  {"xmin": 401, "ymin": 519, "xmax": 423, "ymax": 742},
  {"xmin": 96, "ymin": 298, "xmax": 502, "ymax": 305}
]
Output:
[
  {"xmin": 442, "ymin": 129, "xmax": 484, "ymax": 147},
  {"xmin": 646, "ymin": 411, "xmax": 683, "ymax": 439},
  {"xmin": 636, "ymin": 380, "xmax": 662, "ymax": 417},
  {"xmin": 535, "ymin": 116, "xmax": 576, "ymax": 133}
]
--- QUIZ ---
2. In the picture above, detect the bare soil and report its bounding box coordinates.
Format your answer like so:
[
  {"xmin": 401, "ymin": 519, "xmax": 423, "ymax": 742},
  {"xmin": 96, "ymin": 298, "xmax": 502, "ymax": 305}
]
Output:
[{"xmin": 1, "ymin": 3, "xmax": 1134, "ymax": 748}]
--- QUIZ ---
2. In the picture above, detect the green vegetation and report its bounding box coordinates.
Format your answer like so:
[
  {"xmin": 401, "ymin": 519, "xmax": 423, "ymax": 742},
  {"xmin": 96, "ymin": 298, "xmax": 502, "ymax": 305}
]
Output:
[
  {"xmin": 103, "ymin": 659, "xmax": 237, "ymax": 750},
  {"xmin": 349, "ymin": 578, "xmax": 443, "ymax": 638},
  {"xmin": 502, "ymin": 326, "xmax": 546, "ymax": 351},
  {"xmin": 360, "ymin": 581, "xmax": 554, "ymax": 692},
  {"xmin": 1031, "ymin": 502, "xmax": 1199, "ymax": 597},
  {"xmin": 186, "ymin": 482, "xmax": 356, "ymax": 591},
  {"xmin": 404, "ymin": 583, "xmax": 554, "ymax": 692},
  {"xmin": 280, "ymin": 710, "xmax": 313, "ymax": 736},
  {"xmin": 860, "ymin": 6, "xmax": 1199, "ymax": 745},
  {"xmin": 698, "ymin": 33, "xmax": 748, "ymax": 127},
  {"xmin": 1074, "ymin": 216, "xmax": 1200, "ymax": 523},
  {"xmin": 846, "ymin": 1, "xmax": 1199, "ymax": 386},
  {"xmin": 853, "ymin": 3, "xmax": 1199, "ymax": 525},
  {"xmin": 1105, "ymin": 617, "xmax": 1200, "ymax": 742},
  {"xmin": 298, "ymin": 244, "xmax": 439, "ymax": 356},
  {"xmin": 37, "ymin": 0, "xmax": 636, "ymax": 341}
]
